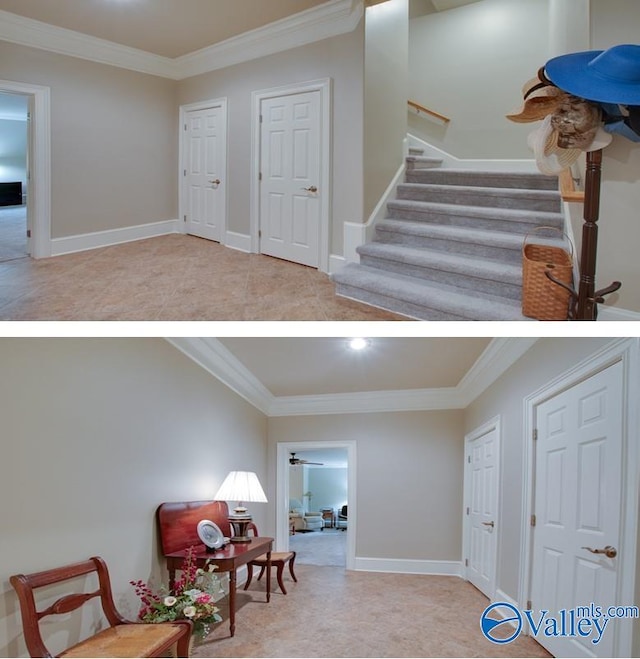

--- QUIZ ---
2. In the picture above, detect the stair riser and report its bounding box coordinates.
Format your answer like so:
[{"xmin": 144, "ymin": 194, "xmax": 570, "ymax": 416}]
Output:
[
  {"xmin": 397, "ymin": 185, "xmax": 561, "ymax": 213},
  {"xmin": 405, "ymin": 170, "xmax": 558, "ymax": 191},
  {"xmin": 359, "ymin": 254, "xmax": 522, "ymax": 301},
  {"xmin": 376, "ymin": 228, "xmax": 523, "ymax": 264},
  {"xmin": 335, "ymin": 284, "xmax": 466, "ymax": 321},
  {"xmin": 386, "ymin": 205, "xmax": 563, "ymax": 234}
]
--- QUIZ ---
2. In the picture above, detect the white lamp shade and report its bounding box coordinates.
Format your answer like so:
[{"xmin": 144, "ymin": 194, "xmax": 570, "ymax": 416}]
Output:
[{"xmin": 214, "ymin": 471, "xmax": 267, "ymax": 503}]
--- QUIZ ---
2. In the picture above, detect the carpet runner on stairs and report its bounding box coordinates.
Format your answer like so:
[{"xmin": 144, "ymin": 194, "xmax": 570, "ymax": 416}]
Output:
[{"xmin": 332, "ymin": 153, "xmax": 565, "ymax": 321}]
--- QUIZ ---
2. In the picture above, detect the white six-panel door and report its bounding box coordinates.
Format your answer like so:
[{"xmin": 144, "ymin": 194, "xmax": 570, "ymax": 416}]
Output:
[
  {"xmin": 531, "ymin": 362, "xmax": 623, "ymax": 658},
  {"xmin": 183, "ymin": 103, "xmax": 226, "ymax": 242},
  {"xmin": 466, "ymin": 423, "xmax": 499, "ymax": 598},
  {"xmin": 259, "ymin": 90, "xmax": 320, "ymax": 267}
]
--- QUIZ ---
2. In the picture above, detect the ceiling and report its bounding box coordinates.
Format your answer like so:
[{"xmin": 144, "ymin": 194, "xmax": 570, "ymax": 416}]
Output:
[
  {"xmin": 0, "ymin": 0, "xmax": 333, "ymax": 58},
  {"xmin": 217, "ymin": 337, "xmax": 492, "ymax": 397}
]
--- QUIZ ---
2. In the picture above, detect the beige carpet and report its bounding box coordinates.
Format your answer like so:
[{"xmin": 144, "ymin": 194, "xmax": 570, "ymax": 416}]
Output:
[
  {"xmin": 193, "ymin": 565, "xmax": 550, "ymax": 658},
  {"xmin": 289, "ymin": 527, "xmax": 346, "ymax": 567}
]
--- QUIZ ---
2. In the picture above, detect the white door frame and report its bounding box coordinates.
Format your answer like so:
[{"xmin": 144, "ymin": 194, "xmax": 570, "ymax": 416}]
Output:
[
  {"xmin": 519, "ymin": 338, "xmax": 640, "ymax": 656},
  {"xmin": 276, "ymin": 440, "xmax": 356, "ymax": 569},
  {"xmin": 178, "ymin": 98, "xmax": 228, "ymax": 242},
  {"xmin": 463, "ymin": 415, "xmax": 501, "ymax": 600},
  {"xmin": 251, "ymin": 78, "xmax": 331, "ymax": 272},
  {"xmin": 0, "ymin": 80, "xmax": 51, "ymax": 259}
]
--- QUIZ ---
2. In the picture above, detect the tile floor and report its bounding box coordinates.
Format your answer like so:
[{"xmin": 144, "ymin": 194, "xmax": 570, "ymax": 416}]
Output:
[
  {"xmin": 194, "ymin": 565, "xmax": 551, "ymax": 658},
  {"xmin": 0, "ymin": 234, "xmax": 408, "ymax": 321}
]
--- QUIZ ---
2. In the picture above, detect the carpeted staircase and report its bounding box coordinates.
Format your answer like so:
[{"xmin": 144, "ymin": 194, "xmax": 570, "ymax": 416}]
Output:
[{"xmin": 332, "ymin": 150, "xmax": 565, "ymax": 321}]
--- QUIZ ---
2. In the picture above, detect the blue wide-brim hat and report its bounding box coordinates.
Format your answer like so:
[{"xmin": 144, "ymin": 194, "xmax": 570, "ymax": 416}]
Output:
[{"xmin": 545, "ymin": 44, "xmax": 640, "ymax": 105}]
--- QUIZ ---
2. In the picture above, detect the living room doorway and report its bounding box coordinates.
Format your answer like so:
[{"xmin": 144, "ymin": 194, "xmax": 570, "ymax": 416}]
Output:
[
  {"xmin": 276, "ymin": 441, "xmax": 356, "ymax": 570},
  {"xmin": 288, "ymin": 447, "xmax": 348, "ymax": 567}
]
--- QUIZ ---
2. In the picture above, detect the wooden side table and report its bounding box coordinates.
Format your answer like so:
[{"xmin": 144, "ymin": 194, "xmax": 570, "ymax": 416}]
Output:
[{"xmin": 321, "ymin": 508, "xmax": 335, "ymax": 528}]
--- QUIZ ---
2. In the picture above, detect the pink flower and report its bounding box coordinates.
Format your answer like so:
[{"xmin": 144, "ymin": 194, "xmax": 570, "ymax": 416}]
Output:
[{"xmin": 196, "ymin": 593, "xmax": 213, "ymax": 604}]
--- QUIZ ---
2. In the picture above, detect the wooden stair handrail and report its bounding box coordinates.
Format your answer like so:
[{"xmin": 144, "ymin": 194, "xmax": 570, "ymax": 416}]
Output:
[
  {"xmin": 560, "ymin": 168, "xmax": 585, "ymax": 203},
  {"xmin": 407, "ymin": 100, "xmax": 450, "ymax": 124}
]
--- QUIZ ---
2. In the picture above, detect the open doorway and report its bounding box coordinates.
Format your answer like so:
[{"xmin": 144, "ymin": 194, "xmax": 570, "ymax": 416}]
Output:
[
  {"xmin": 276, "ymin": 440, "xmax": 356, "ymax": 570},
  {"xmin": 288, "ymin": 447, "xmax": 348, "ymax": 567},
  {"xmin": 0, "ymin": 92, "xmax": 28, "ymax": 262}
]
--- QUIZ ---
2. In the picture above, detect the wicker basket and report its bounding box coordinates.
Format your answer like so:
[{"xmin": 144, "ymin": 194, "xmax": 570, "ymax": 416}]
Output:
[{"xmin": 522, "ymin": 227, "xmax": 574, "ymax": 321}]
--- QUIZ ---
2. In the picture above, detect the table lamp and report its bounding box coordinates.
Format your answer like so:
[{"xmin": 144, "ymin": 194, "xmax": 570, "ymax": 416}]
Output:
[{"xmin": 214, "ymin": 471, "xmax": 267, "ymax": 543}]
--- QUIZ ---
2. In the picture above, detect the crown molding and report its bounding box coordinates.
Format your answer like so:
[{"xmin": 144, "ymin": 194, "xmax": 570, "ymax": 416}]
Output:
[
  {"xmin": 0, "ymin": 9, "xmax": 177, "ymax": 79},
  {"xmin": 176, "ymin": 0, "xmax": 363, "ymax": 79},
  {"xmin": 166, "ymin": 337, "xmax": 272, "ymax": 415},
  {"xmin": 456, "ymin": 337, "xmax": 540, "ymax": 407},
  {"xmin": 0, "ymin": 0, "xmax": 362, "ymax": 81},
  {"xmin": 268, "ymin": 387, "xmax": 463, "ymax": 417},
  {"xmin": 165, "ymin": 337, "xmax": 538, "ymax": 417}
]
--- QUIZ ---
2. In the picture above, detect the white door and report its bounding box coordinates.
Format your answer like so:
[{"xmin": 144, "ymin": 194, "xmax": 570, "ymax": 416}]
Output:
[
  {"xmin": 531, "ymin": 362, "xmax": 623, "ymax": 658},
  {"xmin": 259, "ymin": 91, "xmax": 320, "ymax": 267},
  {"xmin": 466, "ymin": 424, "xmax": 499, "ymax": 598},
  {"xmin": 183, "ymin": 104, "xmax": 226, "ymax": 242}
]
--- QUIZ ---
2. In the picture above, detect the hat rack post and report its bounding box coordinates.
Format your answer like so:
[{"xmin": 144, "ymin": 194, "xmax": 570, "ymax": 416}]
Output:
[{"xmin": 546, "ymin": 149, "xmax": 621, "ymax": 320}]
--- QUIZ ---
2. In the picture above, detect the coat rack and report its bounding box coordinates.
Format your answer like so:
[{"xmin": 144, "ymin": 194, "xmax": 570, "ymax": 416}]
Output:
[{"xmin": 546, "ymin": 149, "xmax": 622, "ymax": 320}]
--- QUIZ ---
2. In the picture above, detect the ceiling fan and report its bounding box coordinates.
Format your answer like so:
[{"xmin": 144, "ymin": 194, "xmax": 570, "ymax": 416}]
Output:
[{"xmin": 289, "ymin": 452, "xmax": 323, "ymax": 466}]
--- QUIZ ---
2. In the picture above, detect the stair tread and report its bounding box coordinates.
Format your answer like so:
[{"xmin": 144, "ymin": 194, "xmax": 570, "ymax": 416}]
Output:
[
  {"xmin": 387, "ymin": 198, "xmax": 563, "ymax": 222},
  {"xmin": 377, "ymin": 219, "xmax": 537, "ymax": 249},
  {"xmin": 333, "ymin": 263, "xmax": 528, "ymax": 321},
  {"xmin": 398, "ymin": 182, "xmax": 560, "ymax": 199},
  {"xmin": 406, "ymin": 168, "xmax": 558, "ymax": 188},
  {"xmin": 357, "ymin": 242, "xmax": 522, "ymax": 281}
]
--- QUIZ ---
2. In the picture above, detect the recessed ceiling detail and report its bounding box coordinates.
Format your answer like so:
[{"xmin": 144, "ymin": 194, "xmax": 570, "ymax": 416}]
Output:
[{"xmin": 166, "ymin": 337, "xmax": 539, "ymax": 416}]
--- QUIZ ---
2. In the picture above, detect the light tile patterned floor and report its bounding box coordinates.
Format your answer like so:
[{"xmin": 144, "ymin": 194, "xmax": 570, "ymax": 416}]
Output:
[{"xmin": 0, "ymin": 234, "xmax": 409, "ymax": 321}]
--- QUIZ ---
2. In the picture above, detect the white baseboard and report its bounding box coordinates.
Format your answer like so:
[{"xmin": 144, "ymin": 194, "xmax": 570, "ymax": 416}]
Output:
[
  {"xmin": 329, "ymin": 253, "xmax": 346, "ymax": 275},
  {"xmin": 224, "ymin": 230, "xmax": 252, "ymax": 253},
  {"xmin": 354, "ymin": 557, "xmax": 464, "ymax": 577},
  {"xmin": 494, "ymin": 588, "xmax": 519, "ymax": 609},
  {"xmin": 597, "ymin": 305, "xmax": 640, "ymax": 321},
  {"xmin": 50, "ymin": 219, "xmax": 181, "ymax": 256}
]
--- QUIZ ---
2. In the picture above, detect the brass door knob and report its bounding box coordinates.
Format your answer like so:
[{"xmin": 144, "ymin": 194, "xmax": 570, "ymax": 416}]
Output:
[
  {"xmin": 209, "ymin": 179, "xmax": 221, "ymax": 186},
  {"xmin": 582, "ymin": 545, "xmax": 617, "ymax": 558},
  {"xmin": 482, "ymin": 521, "xmax": 495, "ymax": 528},
  {"xmin": 301, "ymin": 185, "xmax": 318, "ymax": 193}
]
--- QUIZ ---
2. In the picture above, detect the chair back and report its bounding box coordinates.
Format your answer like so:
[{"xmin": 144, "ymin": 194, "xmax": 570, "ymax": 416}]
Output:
[{"xmin": 10, "ymin": 556, "xmax": 122, "ymax": 658}]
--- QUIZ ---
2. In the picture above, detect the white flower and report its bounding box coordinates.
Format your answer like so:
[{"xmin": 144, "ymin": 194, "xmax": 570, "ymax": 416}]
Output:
[
  {"xmin": 196, "ymin": 568, "xmax": 204, "ymax": 575},
  {"xmin": 184, "ymin": 588, "xmax": 201, "ymax": 600},
  {"xmin": 163, "ymin": 596, "xmax": 177, "ymax": 607},
  {"xmin": 183, "ymin": 606, "xmax": 197, "ymax": 618}
]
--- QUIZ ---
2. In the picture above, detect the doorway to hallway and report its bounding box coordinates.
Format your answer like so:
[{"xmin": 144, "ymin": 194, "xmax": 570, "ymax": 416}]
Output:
[{"xmin": 276, "ymin": 440, "xmax": 356, "ymax": 570}]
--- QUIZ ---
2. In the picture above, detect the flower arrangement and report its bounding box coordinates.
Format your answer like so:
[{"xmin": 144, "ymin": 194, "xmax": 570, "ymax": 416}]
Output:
[{"xmin": 130, "ymin": 546, "xmax": 224, "ymax": 640}]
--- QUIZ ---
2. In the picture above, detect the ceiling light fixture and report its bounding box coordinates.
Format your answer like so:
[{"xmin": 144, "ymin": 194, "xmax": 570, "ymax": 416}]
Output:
[{"xmin": 348, "ymin": 338, "xmax": 370, "ymax": 351}]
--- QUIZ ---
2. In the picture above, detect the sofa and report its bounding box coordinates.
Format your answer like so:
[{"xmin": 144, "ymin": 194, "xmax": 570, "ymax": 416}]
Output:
[{"xmin": 289, "ymin": 498, "xmax": 324, "ymax": 531}]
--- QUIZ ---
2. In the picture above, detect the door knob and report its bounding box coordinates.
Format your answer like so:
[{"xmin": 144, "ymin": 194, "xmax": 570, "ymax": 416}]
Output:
[
  {"xmin": 482, "ymin": 521, "xmax": 495, "ymax": 528},
  {"xmin": 301, "ymin": 185, "xmax": 318, "ymax": 193},
  {"xmin": 582, "ymin": 545, "xmax": 617, "ymax": 558},
  {"xmin": 209, "ymin": 179, "xmax": 221, "ymax": 186}
]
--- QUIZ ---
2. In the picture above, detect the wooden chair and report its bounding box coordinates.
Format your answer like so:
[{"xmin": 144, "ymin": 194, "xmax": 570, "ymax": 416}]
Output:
[
  {"xmin": 244, "ymin": 551, "xmax": 297, "ymax": 595},
  {"xmin": 10, "ymin": 556, "xmax": 193, "ymax": 658},
  {"xmin": 243, "ymin": 526, "xmax": 297, "ymax": 595}
]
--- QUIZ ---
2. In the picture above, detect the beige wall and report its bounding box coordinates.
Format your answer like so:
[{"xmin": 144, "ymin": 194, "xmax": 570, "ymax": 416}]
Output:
[
  {"xmin": 0, "ymin": 338, "xmax": 268, "ymax": 658},
  {"xmin": 0, "ymin": 42, "xmax": 178, "ymax": 239},
  {"xmin": 364, "ymin": 0, "xmax": 408, "ymax": 218},
  {"xmin": 177, "ymin": 25, "xmax": 366, "ymax": 257},
  {"xmin": 268, "ymin": 410, "xmax": 465, "ymax": 560},
  {"xmin": 408, "ymin": 0, "xmax": 549, "ymax": 158}
]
